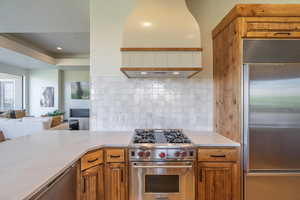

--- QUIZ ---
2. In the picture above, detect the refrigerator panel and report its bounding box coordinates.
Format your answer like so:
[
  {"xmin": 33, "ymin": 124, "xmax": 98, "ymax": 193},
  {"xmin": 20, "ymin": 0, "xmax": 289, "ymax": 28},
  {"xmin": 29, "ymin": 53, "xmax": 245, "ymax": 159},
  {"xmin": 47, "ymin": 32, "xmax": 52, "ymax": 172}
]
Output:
[
  {"xmin": 248, "ymin": 63, "xmax": 300, "ymax": 170},
  {"xmin": 244, "ymin": 39, "xmax": 300, "ymax": 63},
  {"xmin": 245, "ymin": 174, "xmax": 300, "ymax": 200}
]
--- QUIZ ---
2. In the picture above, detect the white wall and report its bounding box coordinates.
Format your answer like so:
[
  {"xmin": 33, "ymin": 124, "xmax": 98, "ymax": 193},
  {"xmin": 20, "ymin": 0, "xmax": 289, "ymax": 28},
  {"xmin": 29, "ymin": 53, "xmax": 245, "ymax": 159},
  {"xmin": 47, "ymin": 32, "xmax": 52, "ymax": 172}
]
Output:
[
  {"xmin": 0, "ymin": 64, "xmax": 29, "ymax": 111},
  {"xmin": 63, "ymin": 70, "xmax": 90, "ymax": 119},
  {"xmin": 90, "ymin": 0, "xmax": 134, "ymax": 77},
  {"xmin": 29, "ymin": 69, "xmax": 62, "ymax": 116},
  {"xmin": 186, "ymin": 0, "xmax": 300, "ymax": 78}
]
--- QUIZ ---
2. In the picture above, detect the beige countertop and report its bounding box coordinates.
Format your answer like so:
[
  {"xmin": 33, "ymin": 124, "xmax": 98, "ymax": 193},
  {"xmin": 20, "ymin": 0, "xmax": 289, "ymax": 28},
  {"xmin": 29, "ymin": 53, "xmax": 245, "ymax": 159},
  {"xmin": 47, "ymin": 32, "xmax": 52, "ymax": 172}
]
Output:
[{"xmin": 0, "ymin": 130, "xmax": 239, "ymax": 200}]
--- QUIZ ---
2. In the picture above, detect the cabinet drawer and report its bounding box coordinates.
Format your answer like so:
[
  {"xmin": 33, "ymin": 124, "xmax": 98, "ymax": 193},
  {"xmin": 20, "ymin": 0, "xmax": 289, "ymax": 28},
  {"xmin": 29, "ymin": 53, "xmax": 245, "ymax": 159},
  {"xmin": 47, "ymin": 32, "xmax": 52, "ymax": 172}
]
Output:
[
  {"xmin": 246, "ymin": 31, "xmax": 300, "ymax": 38},
  {"xmin": 198, "ymin": 148, "xmax": 238, "ymax": 162},
  {"xmin": 105, "ymin": 149, "xmax": 125, "ymax": 163},
  {"xmin": 81, "ymin": 149, "xmax": 103, "ymax": 171},
  {"xmin": 244, "ymin": 18, "xmax": 300, "ymax": 38},
  {"xmin": 247, "ymin": 22, "xmax": 300, "ymax": 32}
]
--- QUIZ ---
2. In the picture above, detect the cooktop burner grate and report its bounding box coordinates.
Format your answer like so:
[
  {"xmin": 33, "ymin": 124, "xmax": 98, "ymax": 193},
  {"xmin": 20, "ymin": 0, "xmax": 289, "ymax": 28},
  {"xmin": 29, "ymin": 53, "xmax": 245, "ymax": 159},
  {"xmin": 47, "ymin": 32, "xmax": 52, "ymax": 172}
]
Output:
[{"xmin": 133, "ymin": 129, "xmax": 192, "ymax": 144}]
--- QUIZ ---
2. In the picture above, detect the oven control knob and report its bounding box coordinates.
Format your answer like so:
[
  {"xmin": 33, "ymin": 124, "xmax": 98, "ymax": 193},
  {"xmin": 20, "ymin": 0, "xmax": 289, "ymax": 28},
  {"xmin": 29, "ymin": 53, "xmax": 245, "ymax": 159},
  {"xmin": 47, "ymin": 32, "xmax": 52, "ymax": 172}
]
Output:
[
  {"xmin": 181, "ymin": 152, "xmax": 187, "ymax": 157},
  {"xmin": 175, "ymin": 152, "xmax": 181, "ymax": 157},
  {"xmin": 138, "ymin": 151, "xmax": 144, "ymax": 157},
  {"xmin": 145, "ymin": 151, "xmax": 151, "ymax": 157},
  {"xmin": 159, "ymin": 152, "xmax": 166, "ymax": 158}
]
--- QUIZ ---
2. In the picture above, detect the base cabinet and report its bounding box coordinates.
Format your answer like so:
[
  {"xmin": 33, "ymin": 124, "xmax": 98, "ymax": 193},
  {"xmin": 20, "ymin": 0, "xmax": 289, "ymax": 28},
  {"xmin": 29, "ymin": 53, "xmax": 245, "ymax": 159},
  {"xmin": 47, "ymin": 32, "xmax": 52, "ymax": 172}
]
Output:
[
  {"xmin": 105, "ymin": 163, "xmax": 127, "ymax": 200},
  {"xmin": 198, "ymin": 162, "xmax": 236, "ymax": 200},
  {"xmin": 197, "ymin": 147, "xmax": 239, "ymax": 200},
  {"xmin": 81, "ymin": 165, "xmax": 104, "ymax": 200}
]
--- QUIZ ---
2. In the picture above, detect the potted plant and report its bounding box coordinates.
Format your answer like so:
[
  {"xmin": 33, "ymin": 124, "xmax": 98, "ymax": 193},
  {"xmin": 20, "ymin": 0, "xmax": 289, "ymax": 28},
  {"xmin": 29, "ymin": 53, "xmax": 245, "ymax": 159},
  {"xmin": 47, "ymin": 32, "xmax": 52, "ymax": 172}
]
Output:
[{"xmin": 44, "ymin": 110, "xmax": 65, "ymax": 121}]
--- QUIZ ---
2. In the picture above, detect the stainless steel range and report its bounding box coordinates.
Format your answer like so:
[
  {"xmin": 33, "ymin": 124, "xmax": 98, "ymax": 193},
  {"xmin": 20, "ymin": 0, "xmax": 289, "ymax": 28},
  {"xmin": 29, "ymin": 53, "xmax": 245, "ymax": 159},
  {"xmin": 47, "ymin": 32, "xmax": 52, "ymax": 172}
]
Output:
[{"xmin": 129, "ymin": 129, "xmax": 196, "ymax": 200}]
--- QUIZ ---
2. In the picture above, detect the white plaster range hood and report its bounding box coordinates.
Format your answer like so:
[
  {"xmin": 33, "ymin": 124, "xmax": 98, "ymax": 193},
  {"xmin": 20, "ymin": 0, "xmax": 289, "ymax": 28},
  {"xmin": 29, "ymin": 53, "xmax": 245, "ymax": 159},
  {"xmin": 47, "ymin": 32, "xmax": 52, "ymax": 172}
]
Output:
[{"xmin": 121, "ymin": 0, "xmax": 202, "ymax": 78}]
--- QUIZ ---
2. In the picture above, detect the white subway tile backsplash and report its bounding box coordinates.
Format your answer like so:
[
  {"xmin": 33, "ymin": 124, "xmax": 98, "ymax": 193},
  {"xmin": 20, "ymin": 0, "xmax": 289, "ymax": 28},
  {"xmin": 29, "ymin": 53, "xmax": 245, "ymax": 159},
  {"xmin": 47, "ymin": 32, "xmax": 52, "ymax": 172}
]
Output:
[{"xmin": 90, "ymin": 77, "xmax": 212, "ymax": 131}]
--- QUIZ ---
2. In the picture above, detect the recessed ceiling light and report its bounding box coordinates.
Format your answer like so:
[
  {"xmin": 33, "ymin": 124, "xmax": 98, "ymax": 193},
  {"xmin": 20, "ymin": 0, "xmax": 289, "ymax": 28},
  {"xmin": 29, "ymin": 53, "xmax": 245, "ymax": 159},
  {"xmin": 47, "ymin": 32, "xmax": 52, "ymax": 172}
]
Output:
[
  {"xmin": 142, "ymin": 22, "xmax": 152, "ymax": 27},
  {"xmin": 56, "ymin": 47, "xmax": 62, "ymax": 50},
  {"xmin": 173, "ymin": 72, "xmax": 180, "ymax": 75},
  {"xmin": 141, "ymin": 72, "xmax": 148, "ymax": 75}
]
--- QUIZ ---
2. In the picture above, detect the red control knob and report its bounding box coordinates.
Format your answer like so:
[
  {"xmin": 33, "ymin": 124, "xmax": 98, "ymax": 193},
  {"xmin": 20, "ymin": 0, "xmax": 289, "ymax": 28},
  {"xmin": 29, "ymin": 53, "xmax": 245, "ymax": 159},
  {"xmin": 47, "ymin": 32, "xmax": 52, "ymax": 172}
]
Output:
[
  {"xmin": 138, "ymin": 151, "xmax": 144, "ymax": 157},
  {"xmin": 181, "ymin": 152, "xmax": 187, "ymax": 157},
  {"xmin": 175, "ymin": 152, "xmax": 181, "ymax": 157},
  {"xmin": 159, "ymin": 152, "xmax": 166, "ymax": 158},
  {"xmin": 145, "ymin": 151, "xmax": 151, "ymax": 157}
]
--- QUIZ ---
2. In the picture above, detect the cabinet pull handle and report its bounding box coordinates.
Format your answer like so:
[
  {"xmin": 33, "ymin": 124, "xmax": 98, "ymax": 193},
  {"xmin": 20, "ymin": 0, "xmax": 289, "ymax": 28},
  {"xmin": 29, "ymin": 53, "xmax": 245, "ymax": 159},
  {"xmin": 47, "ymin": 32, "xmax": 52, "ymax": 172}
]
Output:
[
  {"xmin": 274, "ymin": 32, "xmax": 291, "ymax": 36},
  {"xmin": 199, "ymin": 169, "xmax": 202, "ymax": 182},
  {"xmin": 110, "ymin": 155, "xmax": 121, "ymax": 158},
  {"xmin": 210, "ymin": 154, "xmax": 226, "ymax": 158},
  {"xmin": 87, "ymin": 158, "xmax": 98, "ymax": 163},
  {"xmin": 82, "ymin": 177, "xmax": 86, "ymax": 193},
  {"xmin": 121, "ymin": 169, "xmax": 124, "ymax": 183}
]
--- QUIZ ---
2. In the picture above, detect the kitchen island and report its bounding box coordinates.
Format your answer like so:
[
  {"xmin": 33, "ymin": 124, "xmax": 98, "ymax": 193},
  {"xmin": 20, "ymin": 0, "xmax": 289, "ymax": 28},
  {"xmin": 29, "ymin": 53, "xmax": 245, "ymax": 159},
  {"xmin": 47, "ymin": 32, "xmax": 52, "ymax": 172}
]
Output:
[{"xmin": 0, "ymin": 130, "xmax": 239, "ymax": 200}]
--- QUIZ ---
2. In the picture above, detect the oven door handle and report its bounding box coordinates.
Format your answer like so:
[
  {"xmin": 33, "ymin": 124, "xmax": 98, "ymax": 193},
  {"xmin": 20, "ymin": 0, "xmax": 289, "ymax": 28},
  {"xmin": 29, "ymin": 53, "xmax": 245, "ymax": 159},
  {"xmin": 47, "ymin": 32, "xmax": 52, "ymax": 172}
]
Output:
[{"xmin": 131, "ymin": 165, "xmax": 193, "ymax": 168}]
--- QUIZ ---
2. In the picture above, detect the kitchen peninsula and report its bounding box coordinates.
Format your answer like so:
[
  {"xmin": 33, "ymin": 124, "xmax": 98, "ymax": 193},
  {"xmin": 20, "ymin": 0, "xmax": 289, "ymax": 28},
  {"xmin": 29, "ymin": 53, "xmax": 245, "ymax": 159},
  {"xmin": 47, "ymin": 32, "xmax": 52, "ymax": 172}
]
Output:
[{"xmin": 0, "ymin": 130, "xmax": 239, "ymax": 200}]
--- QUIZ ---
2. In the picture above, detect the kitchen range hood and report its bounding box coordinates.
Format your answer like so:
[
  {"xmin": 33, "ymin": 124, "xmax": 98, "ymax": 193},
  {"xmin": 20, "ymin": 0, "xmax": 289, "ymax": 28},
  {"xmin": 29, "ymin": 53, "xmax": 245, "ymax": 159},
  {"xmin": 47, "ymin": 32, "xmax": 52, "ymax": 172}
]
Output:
[
  {"xmin": 121, "ymin": 0, "xmax": 202, "ymax": 78},
  {"xmin": 121, "ymin": 67, "xmax": 202, "ymax": 78}
]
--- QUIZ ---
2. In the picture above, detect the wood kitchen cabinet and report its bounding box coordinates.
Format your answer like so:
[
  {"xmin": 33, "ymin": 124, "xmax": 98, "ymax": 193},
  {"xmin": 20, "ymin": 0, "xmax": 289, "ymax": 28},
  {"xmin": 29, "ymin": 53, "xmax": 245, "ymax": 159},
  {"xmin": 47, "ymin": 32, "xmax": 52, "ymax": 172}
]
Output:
[
  {"xmin": 104, "ymin": 148, "xmax": 128, "ymax": 200},
  {"xmin": 197, "ymin": 148, "xmax": 239, "ymax": 200},
  {"xmin": 79, "ymin": 149, "xmax": 104, "ymax": 200},
  {"xmin": 104, "ymin": 163, "xmax": 127, "ymax": 200},
  {"xmin": 213, "ymin": 4, "xmax": 300, "ymax": 143}
]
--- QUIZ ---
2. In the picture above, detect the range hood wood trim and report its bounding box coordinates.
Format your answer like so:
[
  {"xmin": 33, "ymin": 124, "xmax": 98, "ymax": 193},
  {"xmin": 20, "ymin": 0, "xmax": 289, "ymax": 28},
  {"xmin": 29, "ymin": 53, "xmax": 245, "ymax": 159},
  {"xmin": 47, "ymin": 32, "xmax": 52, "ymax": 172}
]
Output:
[
  {"xmin": 120, "ymin": 48, "xmax": 203, "ymax": 51},
  {"xmin": 120, "ymin": 67, "xmax": 203, "ymax": 79}
]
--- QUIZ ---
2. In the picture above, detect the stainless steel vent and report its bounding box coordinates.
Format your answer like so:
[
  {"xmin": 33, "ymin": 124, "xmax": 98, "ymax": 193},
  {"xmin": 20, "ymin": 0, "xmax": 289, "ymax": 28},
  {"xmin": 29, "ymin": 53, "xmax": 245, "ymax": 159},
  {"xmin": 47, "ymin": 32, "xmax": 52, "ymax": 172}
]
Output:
[{"xmin": 120, "ymin": 67, "xmax": 202, "ymax": 78}]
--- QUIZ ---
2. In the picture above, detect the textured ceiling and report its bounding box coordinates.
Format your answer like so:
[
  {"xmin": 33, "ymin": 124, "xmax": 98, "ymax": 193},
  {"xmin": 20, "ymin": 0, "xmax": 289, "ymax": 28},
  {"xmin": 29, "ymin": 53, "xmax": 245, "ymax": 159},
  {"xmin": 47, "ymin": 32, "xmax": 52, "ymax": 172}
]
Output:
[{"xmin": 0, "ymin": 0, "xmax": 89, "ymax": 33}]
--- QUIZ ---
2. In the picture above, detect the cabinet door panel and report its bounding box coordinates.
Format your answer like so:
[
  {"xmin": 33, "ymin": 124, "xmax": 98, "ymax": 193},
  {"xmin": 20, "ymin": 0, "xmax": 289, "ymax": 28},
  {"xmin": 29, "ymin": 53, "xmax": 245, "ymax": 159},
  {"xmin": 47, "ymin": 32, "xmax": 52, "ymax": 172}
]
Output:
[
  {"xmin": 105, "ymin": 163, "xmax": 127, "ymax": 200},
  {"xmin": 198, "ymin": 163, "xmax": 235, "ymax": 200},
  {"xmin": 81, "ymin": 165, "xmax": 104, "ymax": 200}
]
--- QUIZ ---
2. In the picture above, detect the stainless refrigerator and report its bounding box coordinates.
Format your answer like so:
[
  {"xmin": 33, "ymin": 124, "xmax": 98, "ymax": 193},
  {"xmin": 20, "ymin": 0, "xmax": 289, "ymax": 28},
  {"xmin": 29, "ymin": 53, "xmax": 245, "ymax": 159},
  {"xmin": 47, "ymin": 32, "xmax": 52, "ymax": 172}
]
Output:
[{"xmin": 243, "ymin": 40, "xmax": 300, "ymax": 200}]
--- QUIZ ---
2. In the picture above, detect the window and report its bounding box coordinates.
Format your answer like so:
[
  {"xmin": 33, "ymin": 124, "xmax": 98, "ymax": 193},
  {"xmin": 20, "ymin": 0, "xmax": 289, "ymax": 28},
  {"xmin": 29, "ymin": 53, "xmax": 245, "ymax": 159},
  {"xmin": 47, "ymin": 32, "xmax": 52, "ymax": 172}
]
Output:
[
  {"xmin": 0, "ymin": 80, "xmax": 15, "ymax": 110},
  {"xmin": 0, "ymin": 73, "xmax": 24, "ymax": 111}
]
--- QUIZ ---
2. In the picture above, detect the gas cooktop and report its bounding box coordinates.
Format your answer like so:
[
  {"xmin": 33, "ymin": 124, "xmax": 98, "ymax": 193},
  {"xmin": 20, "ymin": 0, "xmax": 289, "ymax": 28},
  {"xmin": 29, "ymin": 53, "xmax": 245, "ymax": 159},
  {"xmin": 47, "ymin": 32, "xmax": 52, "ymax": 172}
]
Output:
[
  {"xmin": 132, "ymin": 129, "xmax": 192, "ymax": 144},
  {"xmin": 129, "ymin": 129, "xmax": 195, "ymax": 161}
]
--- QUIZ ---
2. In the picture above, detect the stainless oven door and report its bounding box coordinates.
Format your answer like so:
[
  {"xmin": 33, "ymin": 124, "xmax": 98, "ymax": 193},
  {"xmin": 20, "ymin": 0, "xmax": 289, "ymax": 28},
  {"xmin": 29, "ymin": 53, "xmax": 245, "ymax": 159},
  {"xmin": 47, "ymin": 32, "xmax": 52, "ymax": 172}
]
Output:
[{"xmin": 130, "ymin": 162, "xmax": 195, "ymax": 200}]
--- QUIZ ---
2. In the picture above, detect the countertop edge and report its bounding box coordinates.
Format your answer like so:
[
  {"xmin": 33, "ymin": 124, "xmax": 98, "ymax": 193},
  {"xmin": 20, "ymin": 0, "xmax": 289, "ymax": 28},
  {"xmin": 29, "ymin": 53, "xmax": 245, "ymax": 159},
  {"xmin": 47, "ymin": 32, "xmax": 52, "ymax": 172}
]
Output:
[{"xmin": 23, "ymin": 143, "xmax": 130, "ymax": 200}]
